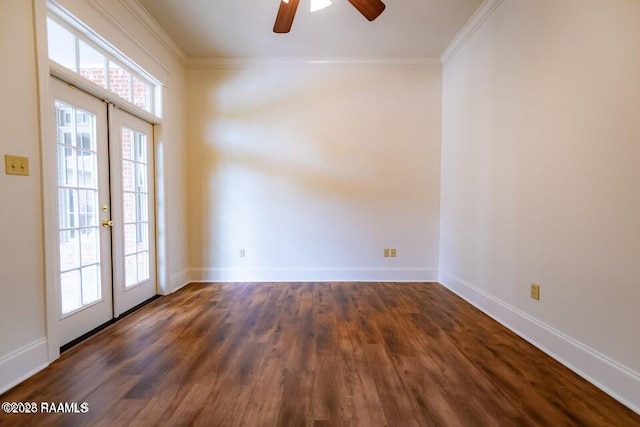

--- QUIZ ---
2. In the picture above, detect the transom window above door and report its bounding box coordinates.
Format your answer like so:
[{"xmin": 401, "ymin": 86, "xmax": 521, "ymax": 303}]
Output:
[{"xmin": 46, "ymin": 12, "xmax": 159, "ymax": 117}]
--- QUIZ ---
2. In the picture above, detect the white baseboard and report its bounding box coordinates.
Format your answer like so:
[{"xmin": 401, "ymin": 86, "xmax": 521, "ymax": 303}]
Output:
[
  {"xmin": 439, "ymin": 270, "xmax": 640, "ymax": 415},
  {"xmin": 0, "ymin": 338, "xmax": 49, "ymax": 396},
  {"xmin": 189, "ymin": 267, "xmax": 439, "ymax": 283},
  {"xmin": 168, "ymin": 269, "xmax": 192, "ymax": 294}
]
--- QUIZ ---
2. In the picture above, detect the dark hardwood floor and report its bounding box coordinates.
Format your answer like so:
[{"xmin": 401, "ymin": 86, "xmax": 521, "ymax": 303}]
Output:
[{"xmin": 1, "ymin": 282, "xmax": 638, "ymax": 426}]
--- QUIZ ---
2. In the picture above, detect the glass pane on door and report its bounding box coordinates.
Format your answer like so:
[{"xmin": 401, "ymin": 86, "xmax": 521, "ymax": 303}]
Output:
[
  {"xmin": 121, "ymin": 127, "xmax": 150, "ymax": 287},
  {"xmin": 55, "ymin": 101, "xmax": 102, "ymax": 315}
]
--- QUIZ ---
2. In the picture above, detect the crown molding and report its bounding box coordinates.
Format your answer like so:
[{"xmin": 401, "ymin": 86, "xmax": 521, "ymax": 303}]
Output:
[
  {"xmin": 81, "ymin": 0, "xmax": 169, "ymax": 73},
  {"xmin": 440, "ymin": 0, "xmax": 504, "ymax": 66},
  {"xmin": 119, "ymin": 0, "xmax": 188, "ymax": 65},
  {"xmin": 80, "ymin": 0, "xmax": 186, "ymax": 73},
  {"xmin": 186, "ymin": 56, "xmax": 442, "ymax": 70}
]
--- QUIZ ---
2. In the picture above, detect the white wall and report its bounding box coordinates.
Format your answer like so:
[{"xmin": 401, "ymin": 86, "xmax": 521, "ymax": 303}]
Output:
[
  {"xmin": 187, "ymin": 65, "xmax": 442, "ymax": 281},
  {"xmin": 440, "ymin": 0, "xmax": 640, "ymax": 411},
  {"xmin": 0, "ymin": 0, "xmax": 188, "ymax": 393},
  {"xmin": 0, "ymin": 0, "xmax": 47, "ymax": 363}
]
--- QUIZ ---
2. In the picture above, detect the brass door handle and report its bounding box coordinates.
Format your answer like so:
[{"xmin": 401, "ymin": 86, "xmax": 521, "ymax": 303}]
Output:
[{"xmin": 102, "ymin": 220, "xmax": 114, "ymax": 228}]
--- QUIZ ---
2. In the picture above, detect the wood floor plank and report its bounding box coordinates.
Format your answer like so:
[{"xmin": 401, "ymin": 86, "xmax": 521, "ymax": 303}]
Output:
[
  {"xmin": 276, "ymin": 369, "xmax": 313, "ymax": 427},
  {"xmin": 1, "ymin": 282, "xmax": 638, "ymax": 426},
  {"xmin": 365, "ymin": 344, "xmax": 424, "ymax": 427},
  {"xmin": 338, "ymin": 325, "xmax": 387, "ymax": 427}
]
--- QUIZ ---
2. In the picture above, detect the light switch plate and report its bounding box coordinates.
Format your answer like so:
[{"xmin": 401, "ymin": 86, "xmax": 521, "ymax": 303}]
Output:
[{"xmin": 5, "ymin": 155, "xmax": 29, "ymax": 176}]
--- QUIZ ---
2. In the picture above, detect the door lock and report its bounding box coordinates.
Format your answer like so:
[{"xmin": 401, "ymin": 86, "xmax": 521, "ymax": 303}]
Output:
[{"xmin": 102, "ymin": 220, "xmax": 114, "ymax": 228}]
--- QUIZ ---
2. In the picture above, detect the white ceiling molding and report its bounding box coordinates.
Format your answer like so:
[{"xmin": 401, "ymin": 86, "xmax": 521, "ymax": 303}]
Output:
[
  {"xmin": 82, "ymin": 0, "xmax": 171, "ymax": 73},
  {"xmin": 120, "ymin": 0, "xmax": 188, "ymax": 65},
  {"xmin": 186, "ymin": 56, "xmax": 442, "ymax": 70},
  {"xmin": 440, "ymin": 0, "xmax": 503, "ymax": 67},
  {"xmin": 81, "ymin": 0, "xmax": 188, "ymax": 72}
]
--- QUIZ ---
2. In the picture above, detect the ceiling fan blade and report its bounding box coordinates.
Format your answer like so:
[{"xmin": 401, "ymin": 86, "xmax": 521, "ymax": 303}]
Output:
[
  {"xmin": 274, "ymin": 0, "xmax": 300, "ymax": 33},
  {"xmin": 347, "ymin": 0, "xmax": 386, "ymax": 21}
]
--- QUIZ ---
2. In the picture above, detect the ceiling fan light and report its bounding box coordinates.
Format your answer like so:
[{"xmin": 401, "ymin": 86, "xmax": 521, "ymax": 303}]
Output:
[{"xmin": 310, "ymin": 0, "xmax": 332, "ymax": 13}]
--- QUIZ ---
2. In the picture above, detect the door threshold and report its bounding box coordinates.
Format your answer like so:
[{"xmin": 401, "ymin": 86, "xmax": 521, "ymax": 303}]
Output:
[{"xmin": 60, "ymin": 294, "xmax": 161, "ymax": 353}]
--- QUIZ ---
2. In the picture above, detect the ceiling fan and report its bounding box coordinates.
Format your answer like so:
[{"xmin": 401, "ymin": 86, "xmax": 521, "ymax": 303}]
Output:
[{"xmin": 274, "ymin": 0, "xmax": 386, "ymax": 33}]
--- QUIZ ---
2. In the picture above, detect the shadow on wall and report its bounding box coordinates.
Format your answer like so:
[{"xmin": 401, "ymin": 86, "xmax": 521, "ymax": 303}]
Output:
[{"xmin": 188, "ymin": 65, "xmax": 441, "ymax": 269}]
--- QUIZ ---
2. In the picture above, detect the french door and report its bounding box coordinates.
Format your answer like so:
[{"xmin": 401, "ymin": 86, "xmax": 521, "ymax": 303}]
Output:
[
  {"xmin": 109, "ymin": 106, "xmax": 156, "ymax": 317},
  {"xmin": 51, "ymin": 77, "xmax": 156, "ymax": 347}
]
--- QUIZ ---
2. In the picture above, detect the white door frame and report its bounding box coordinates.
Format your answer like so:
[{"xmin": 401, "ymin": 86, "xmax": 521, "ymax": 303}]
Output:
[{"xmin": 33, "ymin": 0, "xmax": 170, "ymax": 363}]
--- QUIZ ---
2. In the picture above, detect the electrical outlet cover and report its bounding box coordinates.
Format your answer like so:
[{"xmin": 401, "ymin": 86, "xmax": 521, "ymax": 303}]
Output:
[{"xmin": 530, "ymin": 284, "xmax": 540, "ymax": 301}]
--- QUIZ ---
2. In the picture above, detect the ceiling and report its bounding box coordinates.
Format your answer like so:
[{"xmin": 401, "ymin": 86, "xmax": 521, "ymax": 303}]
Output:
[{"xmin": 136, "ymin": 0, "xmax": 484, "ymax": 59}]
